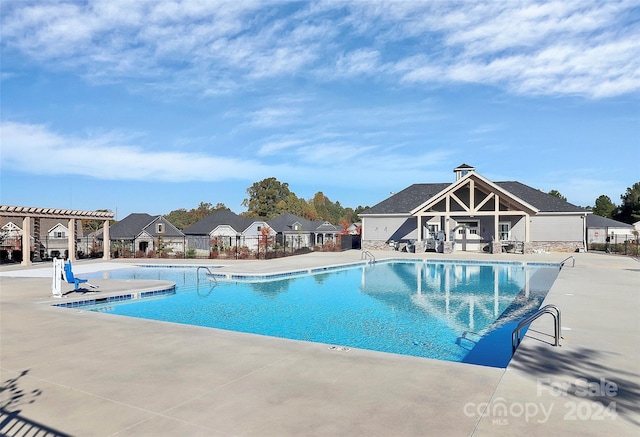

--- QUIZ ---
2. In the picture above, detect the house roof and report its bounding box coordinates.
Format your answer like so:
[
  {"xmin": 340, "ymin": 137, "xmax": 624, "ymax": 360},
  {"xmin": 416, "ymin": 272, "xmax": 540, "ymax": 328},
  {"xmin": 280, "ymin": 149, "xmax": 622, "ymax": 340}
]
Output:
[
  {"xmin": 494, "ymin": 182, "xmax": 585, "ymax": 213},
  {"xmin": 586, "ymin": 214, "xmax": 633, "ymax": 229},
  {"xmin": 109, "ymin": 214, "xmax": 184, "ymax": 239},
  {"xmin": 267, "ymin": 213, "xmax": 340, "ymax": 233},
  {"xmin": 183, "ymin": 210, "xmax": 253, "ymax": 235},
  {"xmin": 311, "ymin": 220, "xmax": 341, "ymax": 232},
  {"xmin": 267, "ymin": 213, "xmax": 306, "ymax": 232},
  {"xmin": 360, "ymin": 179, "xmax": 587, "ymax": 216},
  {"xmin": 109, "ymin": 213, "xmax": 155, "ymax": 239},
  {"xmin": 361, "ymin": 183, "xmax": 450, "ymax": 215}
]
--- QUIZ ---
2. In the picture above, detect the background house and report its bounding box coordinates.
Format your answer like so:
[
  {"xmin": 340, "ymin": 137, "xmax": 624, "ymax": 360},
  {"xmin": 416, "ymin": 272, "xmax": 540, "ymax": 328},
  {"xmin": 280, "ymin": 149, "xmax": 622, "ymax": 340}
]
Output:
[
  {"xmin": 1, "ymin": 218, "xmax": 87, "ymax": 260},
  {"xmin": 183, "ymin": 210, "xmax": 272, "ymax": 257},
  {"xmin": 108, "ymin": 213, "xmax": 185, "ymax": 257},
  {"xmin": 267, "ymin": 213, "xmax": 341, "ymax": 251},
  {"xmin": 183, "ymin": 211, "xmax": 343, "ymax": 257},
  {"xmin": 359, "ymin": 164, "xmax": 590, "ymax": 254}
]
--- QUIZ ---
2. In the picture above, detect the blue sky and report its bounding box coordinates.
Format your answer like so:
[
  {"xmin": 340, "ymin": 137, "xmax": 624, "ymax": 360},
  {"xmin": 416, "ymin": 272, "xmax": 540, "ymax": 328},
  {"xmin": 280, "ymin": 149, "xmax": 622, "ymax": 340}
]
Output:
[{"xmin": 1, "ymin": 0, "xmax": 638, "ymax": 220}]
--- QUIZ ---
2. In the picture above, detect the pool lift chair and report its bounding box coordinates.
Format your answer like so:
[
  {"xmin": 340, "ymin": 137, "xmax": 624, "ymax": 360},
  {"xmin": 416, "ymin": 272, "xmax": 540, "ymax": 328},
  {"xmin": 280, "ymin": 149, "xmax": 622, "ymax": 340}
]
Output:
[{"xmin": 63, "ymin": 260, "xmax": 98, "ymax": 291}]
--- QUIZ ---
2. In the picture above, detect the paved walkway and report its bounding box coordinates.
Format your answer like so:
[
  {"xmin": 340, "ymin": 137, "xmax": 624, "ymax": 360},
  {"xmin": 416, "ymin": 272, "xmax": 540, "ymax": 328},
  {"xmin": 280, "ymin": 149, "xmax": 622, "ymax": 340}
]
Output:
[{"xmin": 0, "ymin": 251, "xmax": 638, "ymax": 436}]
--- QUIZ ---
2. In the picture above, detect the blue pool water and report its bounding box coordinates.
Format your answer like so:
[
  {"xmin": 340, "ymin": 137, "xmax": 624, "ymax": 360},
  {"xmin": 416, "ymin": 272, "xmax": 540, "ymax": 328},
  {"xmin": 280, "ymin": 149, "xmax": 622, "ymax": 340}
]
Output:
[{"xmin": 77, "ymin": 260, "xmax": 559, "ymax": 368}]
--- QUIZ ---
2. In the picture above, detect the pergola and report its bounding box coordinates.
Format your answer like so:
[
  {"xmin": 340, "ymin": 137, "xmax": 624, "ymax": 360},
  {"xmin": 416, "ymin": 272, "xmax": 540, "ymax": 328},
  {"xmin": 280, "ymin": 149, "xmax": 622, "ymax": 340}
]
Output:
[{"xmin": 0, "ymin": 205, "xmax": 114, "ymax": 266}]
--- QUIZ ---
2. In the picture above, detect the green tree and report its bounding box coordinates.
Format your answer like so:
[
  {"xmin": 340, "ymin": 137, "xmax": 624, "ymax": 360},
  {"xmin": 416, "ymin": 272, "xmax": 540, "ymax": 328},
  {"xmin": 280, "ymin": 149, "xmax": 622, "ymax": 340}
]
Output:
[
  {"xmin": 82, "ymin": 209, "xmax": 116, "ymax": 233},
  {"xmin": 242, "ymin": 177, "xmax": 292, "ymax": 219},
  {"xmin": 548, "ymin": 190, "xmax": 567, "ymax": 202},
  {"xmin": 592, "ymin": 195, "xmax": 616, "ymax": 218},
  {"xmin": 351, "ymin": 205, "xmax": 368, "ymax": 223},
  {"xmin": 165, "ymin": 202, "xmax": 228, "ymax": 229},
  {"xmin": 613, "ymin": 182, "xmax": 640, "ymax": 224}
]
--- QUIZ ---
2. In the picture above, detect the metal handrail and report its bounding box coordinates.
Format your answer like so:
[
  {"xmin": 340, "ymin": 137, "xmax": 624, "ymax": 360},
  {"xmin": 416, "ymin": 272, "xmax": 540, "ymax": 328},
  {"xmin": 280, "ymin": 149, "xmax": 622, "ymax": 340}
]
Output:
[
  {"xmin": 361, "ymin": 250, "xmax": 376, "ymax": 264},
  {"xmin": 196, "ymin": 266, "xmax": 218, "ymax": 286},
  {"xmin": 559, "ymin": 256, "xmax": 575, "ymax": 269},
  {"xmin": 512, "ymin": 304, "xmax": 561, "ymax": 354}
]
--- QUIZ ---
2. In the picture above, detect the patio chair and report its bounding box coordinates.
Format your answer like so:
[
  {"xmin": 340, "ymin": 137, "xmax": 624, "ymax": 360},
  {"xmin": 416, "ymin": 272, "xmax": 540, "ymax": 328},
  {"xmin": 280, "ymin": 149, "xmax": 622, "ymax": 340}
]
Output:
[{"xmin": 63, "ymin": 261, "xmax": 98, "ymax": 291}]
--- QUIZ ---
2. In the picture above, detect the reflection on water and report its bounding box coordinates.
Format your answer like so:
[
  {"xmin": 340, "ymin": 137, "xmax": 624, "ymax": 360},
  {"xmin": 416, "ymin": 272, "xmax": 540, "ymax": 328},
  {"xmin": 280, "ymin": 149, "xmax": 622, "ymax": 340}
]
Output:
[{"xmin": 84, "ymin": 262, "xmax": 558, "ymax": 367}]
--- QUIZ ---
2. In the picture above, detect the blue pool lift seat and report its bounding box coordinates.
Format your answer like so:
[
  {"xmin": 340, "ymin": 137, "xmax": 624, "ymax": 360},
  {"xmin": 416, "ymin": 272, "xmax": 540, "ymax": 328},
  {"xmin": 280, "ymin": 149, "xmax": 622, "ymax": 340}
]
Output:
[{"xmin": 63, "ymin": 261, "xmax": 97, "ymax": 290}]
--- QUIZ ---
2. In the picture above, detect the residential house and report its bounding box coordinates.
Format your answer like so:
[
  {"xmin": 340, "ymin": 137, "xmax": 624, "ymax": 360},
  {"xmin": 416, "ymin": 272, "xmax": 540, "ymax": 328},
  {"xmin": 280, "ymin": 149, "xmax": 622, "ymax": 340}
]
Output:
[
  {"xmin": 108, "ymin": 213, "xmax": 185, "ymax": 257},
  {"xmin": 1, "ymin": 218, "xmax": 84, "ymax": 260},
  {"xmin": 0, "ymin": 221, "xmax": 24, "ymax": 260},
  {"xmin": 45, "ymin": 223, "xmax": 70, "ymax": 258},
  {"xmin": 267, "ymin": 213, "xmax": 342, "ymax": 250},
  {"xmin": 359, "ymin": 164, "xmax": 590, "ymax": 254},
  {"xmin": 183, "ymin": 210, "xmax": 272, "ymax": 256}
]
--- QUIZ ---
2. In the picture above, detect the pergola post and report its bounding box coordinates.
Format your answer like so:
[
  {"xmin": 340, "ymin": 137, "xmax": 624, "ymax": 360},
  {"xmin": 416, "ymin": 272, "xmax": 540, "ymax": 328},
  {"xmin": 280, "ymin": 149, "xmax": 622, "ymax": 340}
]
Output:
[
  {"xmin": 21, "ymin": 216, "xmax": 32, "ymax": 267},
  {"xmin": 68, "ymin": 218, "xmax": 76, "ymax": 262},
  {"xmin": 102, "ymin": 219, "xmax": 111, "ymax": 260}
]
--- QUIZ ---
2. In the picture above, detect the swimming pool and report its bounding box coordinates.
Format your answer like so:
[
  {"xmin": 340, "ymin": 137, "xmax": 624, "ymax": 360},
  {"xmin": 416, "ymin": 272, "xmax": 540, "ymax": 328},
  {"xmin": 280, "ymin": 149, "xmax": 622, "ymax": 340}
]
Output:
[{"xmin": 70, "ymin": 260, "xmax": 559, "ymax": 368}]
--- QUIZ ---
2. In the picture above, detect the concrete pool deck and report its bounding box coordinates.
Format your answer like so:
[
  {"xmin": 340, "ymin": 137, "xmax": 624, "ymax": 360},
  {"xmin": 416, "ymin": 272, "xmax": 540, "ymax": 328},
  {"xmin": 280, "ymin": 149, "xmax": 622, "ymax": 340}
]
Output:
[{"xmin": 0, "ymin": 251, "xmax": 638, "ymax": 436}]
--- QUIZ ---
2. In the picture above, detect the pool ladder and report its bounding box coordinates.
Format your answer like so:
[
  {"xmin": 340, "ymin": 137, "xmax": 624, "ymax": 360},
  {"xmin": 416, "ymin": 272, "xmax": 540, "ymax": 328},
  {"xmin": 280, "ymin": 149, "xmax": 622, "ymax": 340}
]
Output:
[
  {"xmin": 196, "ymin": 266, "xmax": 218, "ymax": 286},
  {"xmin": 512, "ymin": 304, "xmax": 562, "ymax": 354},
  {"xmin": 559, "ymin": 256, "xmax": 575, "ymax": 269},
  {"xmin": 361, "ymin": 250, "xmax": 376, "ymax": 264}
]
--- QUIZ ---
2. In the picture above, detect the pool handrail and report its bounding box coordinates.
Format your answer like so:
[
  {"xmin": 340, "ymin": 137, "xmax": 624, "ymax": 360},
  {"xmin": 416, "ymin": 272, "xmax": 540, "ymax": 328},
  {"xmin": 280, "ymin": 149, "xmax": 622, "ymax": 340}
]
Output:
[
  {"xmin": 196, "ymin": 266, "xmax": 218, "ymax": 286},
  {"xmin": 559, "ymin": 256, "xmax": 575, "ymax": 269},
  {"xmin": 361, "ymin": 250, "xmax": 376, "ymax": 264},
  {"xmin": 512, "ymin": 304, "xmax": 561, "ymax": 354}
]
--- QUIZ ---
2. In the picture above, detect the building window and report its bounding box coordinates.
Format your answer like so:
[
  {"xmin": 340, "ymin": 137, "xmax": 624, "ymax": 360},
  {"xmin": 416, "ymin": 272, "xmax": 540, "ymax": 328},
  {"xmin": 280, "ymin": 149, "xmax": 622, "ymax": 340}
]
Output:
[
  {"xmin": 456, "ymin": 220, "xmax": 479, "ymax": 235},
  {"xmin": 156, "ymin": 223, "xmax": 164, "ymax": 234},
  {"xmin": 499, "ymin": 222, "xmax": 511, "ymax": 241},
  {"xmin": 427, "ymin": 224, "xmax": 439, "ymax": 238}
]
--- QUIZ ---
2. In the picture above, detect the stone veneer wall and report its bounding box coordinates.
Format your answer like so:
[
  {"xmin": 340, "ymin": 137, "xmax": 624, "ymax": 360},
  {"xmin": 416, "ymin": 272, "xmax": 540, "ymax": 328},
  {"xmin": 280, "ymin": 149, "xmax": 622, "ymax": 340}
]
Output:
[
  {"xmin": 523, "ymin": 241, "xmax": 584, "ymax": 253},
  {"xmin": 362, "ymin": 240, "xmax": 395, "ymax": 251},
  {"xmin": 362, "ymin": 240, "xmax": 584, "ymax": 254}
]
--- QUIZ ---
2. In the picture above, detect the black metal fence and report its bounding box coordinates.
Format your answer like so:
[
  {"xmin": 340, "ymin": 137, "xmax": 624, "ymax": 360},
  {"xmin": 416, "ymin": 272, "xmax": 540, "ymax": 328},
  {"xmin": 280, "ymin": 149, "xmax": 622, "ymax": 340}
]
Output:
[{"xmin": 588, "ymin": 234, "xmax": 639, "ymax": 256}]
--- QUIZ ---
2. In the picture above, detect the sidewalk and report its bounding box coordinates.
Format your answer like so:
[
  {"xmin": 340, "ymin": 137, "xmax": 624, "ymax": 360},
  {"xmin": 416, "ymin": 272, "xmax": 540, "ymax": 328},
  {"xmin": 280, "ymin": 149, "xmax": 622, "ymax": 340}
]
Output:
[{"xmin": 1, "ymin": 251, "xmax": 638, "ymax": 436}]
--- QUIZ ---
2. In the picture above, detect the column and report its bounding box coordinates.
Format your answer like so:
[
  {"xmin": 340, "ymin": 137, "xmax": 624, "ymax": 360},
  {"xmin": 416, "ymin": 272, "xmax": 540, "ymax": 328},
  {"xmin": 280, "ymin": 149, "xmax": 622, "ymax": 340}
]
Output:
[
  {"xmin": 21, "ymin": 216, "xmax": 32, "ymax": 267},
  {"xmin": 102, "ymin": 219, "xmax": 110, "ymax": 260},
  {"xmin": 68, "ymin": 218, "xmax": 76, "ymax": 262},
  {"xmin": 493, "ymin": 195, "xmax": 501, "ymax": 254}
]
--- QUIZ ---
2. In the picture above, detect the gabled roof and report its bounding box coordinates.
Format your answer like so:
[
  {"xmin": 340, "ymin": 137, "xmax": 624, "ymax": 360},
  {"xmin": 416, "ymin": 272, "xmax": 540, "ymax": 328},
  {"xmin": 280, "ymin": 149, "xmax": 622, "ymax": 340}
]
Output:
[
  {"xmin": 47, "ymin": 223, "xmax": 69, "ymax": 233},
  {"xmin": 267, "ymin": 213, "xmax": 306, "ymax": 232},
  {"xmin": 494, "ymin": 182, "xmax": 585, "ymax": 213},
  {"xmin": 183, "ymin": 210, "xmax": 253, "ymax": 235},
  {"xmin": 109, "ymin": 213, "xmax": 154, "ymax": 239},
  {"xmin": 268, "ymin": 213, "xmax": 340, "ymax": 233},
  {"xmin": 360, "ymin": 178, "xmax": 587, "ymax": 216},
  {"xmin": 586, "ymin": 214, "xmax": 633, "ymax": 229},
  {"xmin": 311, "ymin": 220, "xmax": 341, "ymax": 232},
  {"xmin": 110, "ymin": 214, "xmax": 185, "ymax": 239},
  {"xmin": 145, "ymin": 216, "xmax": 185, "ymax": 238},
  {"xmin": 361, "ymin": 183, "xmax": 450, "ymax": 215}
]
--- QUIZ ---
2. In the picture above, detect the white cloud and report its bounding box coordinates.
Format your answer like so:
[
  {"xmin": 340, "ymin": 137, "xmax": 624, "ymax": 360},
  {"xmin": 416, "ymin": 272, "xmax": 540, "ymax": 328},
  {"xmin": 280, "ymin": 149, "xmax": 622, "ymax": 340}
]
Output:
[
  {"xmin": 0, "ymin": 121, "xmax": 269, "ymax": 182},
  {"xmin": 1, "ymin": 1, "xmax": 638, "ymax": 98},
  {"xmin": 336, "ymin": 49, "xmax": 381, "ymax": 76}
]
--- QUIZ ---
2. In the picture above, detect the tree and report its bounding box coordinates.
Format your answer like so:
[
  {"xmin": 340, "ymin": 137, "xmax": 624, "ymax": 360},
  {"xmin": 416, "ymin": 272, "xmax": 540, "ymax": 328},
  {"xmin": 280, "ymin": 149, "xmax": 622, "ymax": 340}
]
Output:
[
  {"xmin": 165, "ymin": 202, "xmax": 228, "ymax": 229},
  {"xmin": 613, "ymin": 182, "xmax": 640, "ymax": 224},
  {"xmin": 242, "ymin": 177, "xmax": 292, "ymax": 219},
  {"xmin": 548, "ymin": 190, "xmax": 567, "ymax": 202},
  {"xmin": 82, "ymin": 209, "xmax": 115, "ymax": 233},
  {"xmin": 592, "ymin": 195, "xmax": 616, "ymax": 218}
]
